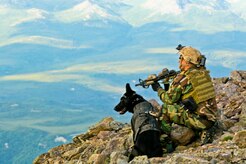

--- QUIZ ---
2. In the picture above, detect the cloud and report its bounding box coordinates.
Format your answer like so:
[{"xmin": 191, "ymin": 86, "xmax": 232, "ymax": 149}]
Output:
[
  {"xmin": 4, "ymin": 143, "xmax": 9, "ymax": 149},
  {"xmin": 10, "ymin": 104, "xmax": 19, "ymax": 108},
  {"xmin": 30, "ymin": 109, "xmax": 41, "ymax": 113},
  {"xmin": 0, "ymin": 36, "xmax": 89, "ymax": 49},
  {"xmin": 0, "ymin": 60, "xmax": 167, "ymax": 94},
  {"xmin": 10, "ymin": 8, "xmax": 47, "ymax": 27},
  {"xmin": 0, "ymin": 71, "xmax": 124, "ymax": 94},
  {"xmin": 76, "ymin": 78, "xmax": 125, "ymax": 94},
  {"xmin": 70, "ymin": 88, "xmax": 76, "ymax": 91},
  {"xmin": 0, "ymin": 72, "xmax": 84, "ymax": 83},
  {"xmin": 144, "ymin": 47, "xmax": 177, "ymax": 54},
  {"xmin": 54, "ymin": 136, "xmax": 67, "ymax": 143},
  {"xmin": 58, "ymin": 60, "xmax": 166, "ymax": 74},
  {"xmin": 38, "ymin": 143, "xmax": 47, "ymax": 148},
  {"xmin": 207, "ymin": 50, "xmax": 246, "ymax": 68}
]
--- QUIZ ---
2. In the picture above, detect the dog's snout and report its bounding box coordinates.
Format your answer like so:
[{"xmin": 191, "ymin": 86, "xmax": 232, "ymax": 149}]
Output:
[
  {"xmin": 114, "ymin": 105, "xmax": 118, "ymax": 111},
  {"xmin": 114, "ymin": 103, "xmax": 121, "ymax": 111}
]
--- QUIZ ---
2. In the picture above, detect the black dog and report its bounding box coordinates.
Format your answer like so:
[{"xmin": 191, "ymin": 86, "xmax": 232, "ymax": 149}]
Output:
[{"xmin": 114, "ymin": 83, "xmax": 162, "ymax": 161}]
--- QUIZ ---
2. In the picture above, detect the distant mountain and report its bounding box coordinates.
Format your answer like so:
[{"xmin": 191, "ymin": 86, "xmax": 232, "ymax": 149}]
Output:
[
  {"xmin": 176, "ymin": 0, "xmax": 230, "ymax": 10},
  {"xmin": 0, "ymin": 0, "xmax": 81, "ymax": 10},
  {"xmin": 0, "ymin": 0, "xmax": 132, "ymax": 49},
  {"xmin": 118, "ymin": 0, "xmax": 245, "ymax": 33},
  {"xmin": 1, "ymin": 0, "xmax": 245, "ymax": 32},
  {"xmin": 54, "ymin": 0, "xmax": 127, "ymax": 24}
]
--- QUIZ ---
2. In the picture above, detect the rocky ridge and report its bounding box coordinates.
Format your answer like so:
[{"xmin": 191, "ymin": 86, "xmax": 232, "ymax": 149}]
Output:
[{"xmin": 34, "ymin": 70, "xmax": 246, "ymax": 164}]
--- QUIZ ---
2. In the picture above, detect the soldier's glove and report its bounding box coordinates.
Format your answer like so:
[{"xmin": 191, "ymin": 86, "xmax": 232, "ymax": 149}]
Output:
[{"xmin": 151, "ymin": 82, "xmax": 161, "ymax": 92}]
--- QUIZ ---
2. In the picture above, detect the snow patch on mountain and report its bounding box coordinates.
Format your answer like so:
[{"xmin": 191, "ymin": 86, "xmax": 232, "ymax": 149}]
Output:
[
  {"xmin": 143, "ymin": 0, "xmax": 182, "ymax": 15},
  {"xmin": 54, "ymin": 0, "xmax": 126, "ymax": 23},
  {"xmin": 121, "ymin": 0, "xmax": 246, "ymax": 33}
]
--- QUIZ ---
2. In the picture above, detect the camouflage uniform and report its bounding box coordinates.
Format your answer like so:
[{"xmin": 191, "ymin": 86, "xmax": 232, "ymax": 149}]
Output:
[{"xmin": 157, "ymin": 67, "xmax": 217, "ymax": 131}]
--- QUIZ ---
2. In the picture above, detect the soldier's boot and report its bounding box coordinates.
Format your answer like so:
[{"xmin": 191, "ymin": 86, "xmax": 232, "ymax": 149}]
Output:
[
  {"xmin": 160, "ymin": 135, "xmax": 175, "ymax": 153},
  {"xmin": 200, "ymin": 122, "xmax": 218, "ymax": 145}
]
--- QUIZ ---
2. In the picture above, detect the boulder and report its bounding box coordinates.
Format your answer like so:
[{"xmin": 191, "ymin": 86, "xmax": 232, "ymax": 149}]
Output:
[
  {"xmin": 233, "ymin": 130, "xmax": 246, "ymax": 148},
  {"xmin": 170, "ymin": 124, "xmax": 195, "ymax": 145},
  {"xmin": 109, "ymin": 152, "xmax": 128, "ymax": 164},
  {"xmin": 87, "ymin": 154, "xmax": 108, "ymax": 164},
  {"xmin": 129, "ymin": 156, "xmax": 149, "ymax": 164}
]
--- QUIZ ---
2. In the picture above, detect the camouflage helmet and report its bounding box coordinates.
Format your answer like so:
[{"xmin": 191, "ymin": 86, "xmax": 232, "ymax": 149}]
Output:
[{"xmin": 178, "ymin": 46, "xmax": 202, "ymax": 65}]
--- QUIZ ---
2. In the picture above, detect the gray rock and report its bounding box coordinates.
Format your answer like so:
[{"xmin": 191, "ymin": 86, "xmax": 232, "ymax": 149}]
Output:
[
  {"xmin": 110, "ymin": 152, "xmax": 128, "ymax": 164},
  {"xmin": 230, "ymin": 71, "xmax": 243, "ymax": 82},
  {"xmin": 233, "ymin": 130, "xmax": 246, "ymax": 148},
  {"xmin": 239, "ymin": 103, "xmax": 246, "ymax": 128},
  {"xmin": 87, "ymin": 154, "xmax": 107, "ymax": 164},
  {"xmin": 165, "ymin": 154, "xmax": 210, "ymax": 164},
  {"xmin": 129, "ymin": 156, "xmax": 149, "ymax": 164},
  {"xmin": 170, "ymin": 124, "xmax": 195, "ymax": 145}
]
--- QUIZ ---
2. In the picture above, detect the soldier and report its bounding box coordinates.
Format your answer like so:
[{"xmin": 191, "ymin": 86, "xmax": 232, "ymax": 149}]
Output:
[{"xmin": 150, "ymin": 45, "xmax": 218, "ymax": 145}]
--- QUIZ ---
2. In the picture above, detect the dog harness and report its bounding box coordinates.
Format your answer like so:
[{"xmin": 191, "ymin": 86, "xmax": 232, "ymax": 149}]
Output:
[{"xmin": 131, "ymin": 101, "xmax": 160, "ymax": 142}]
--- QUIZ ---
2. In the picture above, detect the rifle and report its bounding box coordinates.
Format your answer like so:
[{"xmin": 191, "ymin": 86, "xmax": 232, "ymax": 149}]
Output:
[{"xmin": 135, "ymin": 68, "xmax": 179, "ymax": 88}]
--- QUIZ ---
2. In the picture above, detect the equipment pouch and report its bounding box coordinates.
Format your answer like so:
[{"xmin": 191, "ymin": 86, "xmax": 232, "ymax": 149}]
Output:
[{"xmin": 182, "ymin": 96, "xmax": 198, "ymax": 112}]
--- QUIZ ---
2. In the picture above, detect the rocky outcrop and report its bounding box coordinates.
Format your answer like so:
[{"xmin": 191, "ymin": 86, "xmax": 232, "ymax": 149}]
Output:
[
  {"xmin": 214, "ymin": 70, "xmax": 245, "ymax": 133},
  {"xmin": 34, "ymin": 71, "xmax": 246, "ymax": 164}
]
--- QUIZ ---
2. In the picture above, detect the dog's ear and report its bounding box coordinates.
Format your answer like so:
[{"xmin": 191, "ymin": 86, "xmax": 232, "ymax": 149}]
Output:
[{"xmin": 126, "ymin": 83, "xmax": 135, "ymax": 95}]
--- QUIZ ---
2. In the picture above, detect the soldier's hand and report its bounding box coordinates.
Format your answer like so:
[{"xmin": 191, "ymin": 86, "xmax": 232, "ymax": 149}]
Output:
[
  {"xmin": 151, "ymin": 82, "xmax": 161, "ymax": 92},
  {"xmin": 145, "ymin": 74, "xmax": 157, "ymax": 87},
  {"xmin": 158, "ymin": 68, "xmax": 169, "ymax": 77}
]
